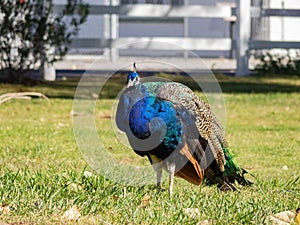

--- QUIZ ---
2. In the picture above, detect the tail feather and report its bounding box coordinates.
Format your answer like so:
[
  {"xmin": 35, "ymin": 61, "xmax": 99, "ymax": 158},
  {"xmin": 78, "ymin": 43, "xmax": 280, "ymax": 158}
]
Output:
[
  {"xmin": 205, "ymin": 167, "xmax": 237, "ymax": 191},
  {"xmin": 223, "ymin": 148, "xmax": 253, "ymax": 186},
  {"xmin": 205, "ymin": 147, "xmax": 252, "ymax": 190}
]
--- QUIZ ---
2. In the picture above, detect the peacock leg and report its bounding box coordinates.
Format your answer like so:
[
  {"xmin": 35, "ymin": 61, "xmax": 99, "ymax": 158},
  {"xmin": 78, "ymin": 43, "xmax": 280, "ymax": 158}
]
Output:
[
  {"xmin": 167, "ymin": 162, "xmax": 176, "ymax": 196},
  {"xmin": 149, "ymin": 154, "xmax": 162, "ymax": 191},
  {"xmin": 153, "ymin": 162, "xmax": 162, "ymax": 191}
]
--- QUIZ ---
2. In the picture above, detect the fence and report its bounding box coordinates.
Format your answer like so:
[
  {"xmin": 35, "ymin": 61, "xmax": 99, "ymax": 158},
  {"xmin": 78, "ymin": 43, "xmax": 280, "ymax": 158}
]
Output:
[{"xmin": 54, "ymin": 1, "xmax": 300, "ymax": 76}]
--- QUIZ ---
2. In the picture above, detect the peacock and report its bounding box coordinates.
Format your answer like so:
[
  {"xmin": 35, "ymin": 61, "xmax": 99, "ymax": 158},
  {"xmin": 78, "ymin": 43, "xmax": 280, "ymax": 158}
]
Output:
[{"xmin": 116, "ymin": 63, "xmax": 252, "ymax": 195}]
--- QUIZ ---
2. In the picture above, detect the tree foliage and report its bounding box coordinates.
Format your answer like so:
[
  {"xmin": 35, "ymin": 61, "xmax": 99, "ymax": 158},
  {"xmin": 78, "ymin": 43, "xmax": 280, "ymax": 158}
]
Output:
[{"xmin": 0, "ymin": 0, "xmax": 89, "ymax": 82}]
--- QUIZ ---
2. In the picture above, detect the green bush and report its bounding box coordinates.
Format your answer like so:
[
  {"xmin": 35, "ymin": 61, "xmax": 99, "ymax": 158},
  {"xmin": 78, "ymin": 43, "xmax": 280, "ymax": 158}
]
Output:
[
  {"xmin": 0, "ymin": 0, "xmax": 89, "ymax": 83},
  {"xmin": 255, "ymin": 52, "xmax": 300, "ymax": 75}
]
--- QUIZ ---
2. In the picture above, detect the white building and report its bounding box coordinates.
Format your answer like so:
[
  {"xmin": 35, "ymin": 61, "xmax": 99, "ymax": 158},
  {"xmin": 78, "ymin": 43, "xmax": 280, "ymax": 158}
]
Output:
[
  {"xmin": 269, "ymin": 0, "xmax": 300, "ymax": 41},
  {"xmin": 57, "ymin": 0, "xmax": 300, "ymax": 58}
]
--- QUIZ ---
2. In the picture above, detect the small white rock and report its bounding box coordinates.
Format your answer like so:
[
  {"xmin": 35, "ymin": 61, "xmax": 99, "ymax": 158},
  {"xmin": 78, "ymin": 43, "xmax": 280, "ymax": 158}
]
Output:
[
  {"xmin": 84, "ymin": 171, "xmax": 93, "ymax": 178},
  {"xmin": 183, "ymin": 208, "xmax": 200, "ymax": 219},
  {"xmin": 62, "ymin": 205, "xmax": 81, "ymax": 221},
  {"xmin": 282, "ymin": 165, "xmax": 288, "ymax": 170}
]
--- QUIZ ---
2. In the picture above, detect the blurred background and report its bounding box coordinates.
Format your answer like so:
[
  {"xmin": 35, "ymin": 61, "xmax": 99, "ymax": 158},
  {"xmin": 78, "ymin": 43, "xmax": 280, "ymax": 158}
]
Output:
[{"xmin": 1, "ymin": 0, "xmax": 300, "ymax": 81}]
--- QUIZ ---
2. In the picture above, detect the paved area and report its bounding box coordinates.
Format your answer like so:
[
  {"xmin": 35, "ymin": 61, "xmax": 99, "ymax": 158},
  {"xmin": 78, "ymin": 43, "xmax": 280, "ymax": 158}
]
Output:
[{"xmin": 54, "ymin": 55, "xmax": 257, "ymax": 74}]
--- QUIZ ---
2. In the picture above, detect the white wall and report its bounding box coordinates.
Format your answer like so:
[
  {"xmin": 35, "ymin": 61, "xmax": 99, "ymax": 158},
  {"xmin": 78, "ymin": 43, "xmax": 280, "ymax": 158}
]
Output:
[
  {"xmin": 63, "ymin": 0, "xmax": 300, "ymax": 57},
  {"xmin": 119, "ymin": 0, "xmax": 234, "ymax": 57},
  {"xmin": 269, "ymin": 0, "xmax": 300, "ymax": 41},
  {"xmin": 119, "ymin": 23, "xmax": 183, "ymax": 37},
  {"xmin": 56, "ymin": 0, "xmax": 234, "ymax": 57}
]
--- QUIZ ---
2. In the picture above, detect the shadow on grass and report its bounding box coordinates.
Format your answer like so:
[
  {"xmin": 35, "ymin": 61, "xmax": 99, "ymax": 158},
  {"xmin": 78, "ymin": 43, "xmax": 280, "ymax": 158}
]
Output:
[
  {"xmin": 157, "ymin": 73, "xmax": 300, "ymax": 94},
  {"xmin": 1, "ymin": 73, "xmax": 299, "ymax": 99},
  {"xmin": 218, "ymin": 79, "xmax": 300, "ymax": 94}
]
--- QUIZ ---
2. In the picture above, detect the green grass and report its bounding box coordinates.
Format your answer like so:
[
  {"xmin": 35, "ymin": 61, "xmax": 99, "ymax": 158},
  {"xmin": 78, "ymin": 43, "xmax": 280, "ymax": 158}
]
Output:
[{"xmin": 0, "ymin": 74, "xmax": 299, "ymax": 224}]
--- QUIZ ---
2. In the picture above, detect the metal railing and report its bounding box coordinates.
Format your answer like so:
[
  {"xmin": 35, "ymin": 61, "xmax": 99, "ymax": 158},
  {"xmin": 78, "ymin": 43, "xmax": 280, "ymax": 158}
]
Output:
[{"xmin": 54, "ymin": 1, "xmax": 300, "ymax": 76}]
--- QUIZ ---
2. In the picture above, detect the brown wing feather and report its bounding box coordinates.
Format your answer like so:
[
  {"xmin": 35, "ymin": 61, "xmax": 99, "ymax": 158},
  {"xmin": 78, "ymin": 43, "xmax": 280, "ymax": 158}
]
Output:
[{"xmin": 175, "ymin": 143, "xmax": 204, "ymax": 185}]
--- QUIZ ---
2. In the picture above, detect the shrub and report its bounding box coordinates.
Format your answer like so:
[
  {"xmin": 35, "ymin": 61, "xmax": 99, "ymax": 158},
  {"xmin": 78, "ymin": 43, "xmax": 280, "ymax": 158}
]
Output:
[
  {"xmin": 0, "ymin": 0, "xmax": 89, "ymax": 83},
  {"xmin": 255, "ymin": 52, "xmax": 300, "ymax": 76}
]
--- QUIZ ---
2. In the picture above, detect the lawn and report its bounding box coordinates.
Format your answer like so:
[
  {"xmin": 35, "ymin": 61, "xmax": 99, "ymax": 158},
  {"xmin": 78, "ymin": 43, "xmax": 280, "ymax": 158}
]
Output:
[{"xmin": 0, "ymin": 74, "xmax": 299, "ymax": 224}]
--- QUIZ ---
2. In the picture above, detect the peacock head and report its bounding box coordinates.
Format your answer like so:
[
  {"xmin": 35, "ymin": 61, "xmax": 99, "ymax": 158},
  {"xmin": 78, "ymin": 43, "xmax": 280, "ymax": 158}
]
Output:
[{"xmin": 127, "ymin": 62, "xmax": 140, "ymax": 88}]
